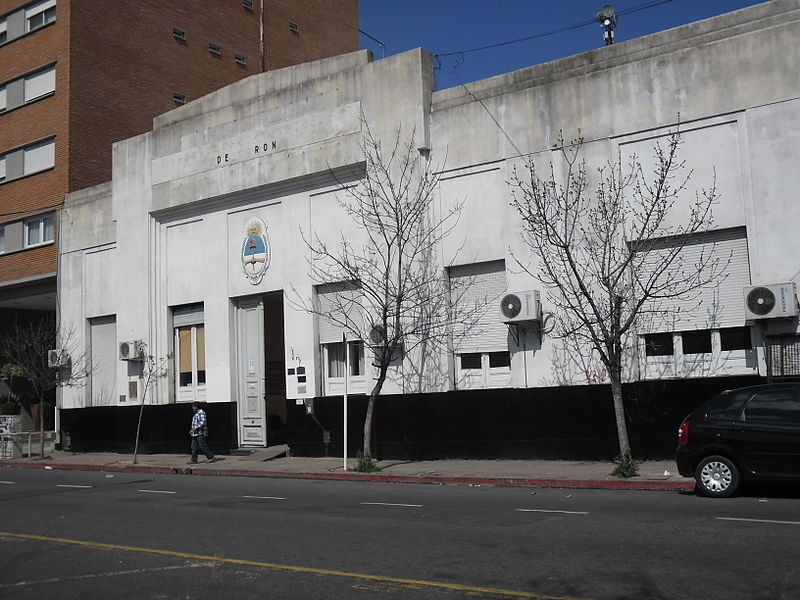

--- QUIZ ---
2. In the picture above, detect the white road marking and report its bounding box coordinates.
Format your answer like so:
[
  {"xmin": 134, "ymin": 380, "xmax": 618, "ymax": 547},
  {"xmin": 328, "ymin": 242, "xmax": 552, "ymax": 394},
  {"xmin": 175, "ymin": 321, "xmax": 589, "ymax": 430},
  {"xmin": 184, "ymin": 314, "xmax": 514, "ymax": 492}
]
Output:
[
  {"xmin": 516, "ymin": 509, "xmax": 589, "ymax": 515},
  {"xmin": 0, "ymin": 481, "xmax": 15, "ymax": 485},
  {"xmin": 361, "ymin": 502, "xmax": 422, "ymax": 508},
  {"xmin": 137, "ymin": 489, "xmax": 177, "ymax": 494},
  {"xmin": 56, "ymin": 484, "xmax": 93, "ymax": 489},
  {"xmin": 6, "ymin": 564, "xmax": 207, "ymax": 587},
  {"xmin": 717, "ymin": 517, "xmax": 800, "ymax": 526},
  {"xmin": 242, "ymin": 495, "xmax": 286, "ymax": 500}
]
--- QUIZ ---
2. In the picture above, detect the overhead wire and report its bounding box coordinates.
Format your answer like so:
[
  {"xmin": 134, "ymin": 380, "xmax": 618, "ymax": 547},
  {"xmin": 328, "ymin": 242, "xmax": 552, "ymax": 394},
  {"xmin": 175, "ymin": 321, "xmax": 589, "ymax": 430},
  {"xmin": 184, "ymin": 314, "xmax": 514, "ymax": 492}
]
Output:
[
  {"xmin": 433, "ymin": 0, "xmax": 674, "ymax": 68},
  {"xmin": 431, "ymin": 0, "xmax": 676, "ymax": 158}
]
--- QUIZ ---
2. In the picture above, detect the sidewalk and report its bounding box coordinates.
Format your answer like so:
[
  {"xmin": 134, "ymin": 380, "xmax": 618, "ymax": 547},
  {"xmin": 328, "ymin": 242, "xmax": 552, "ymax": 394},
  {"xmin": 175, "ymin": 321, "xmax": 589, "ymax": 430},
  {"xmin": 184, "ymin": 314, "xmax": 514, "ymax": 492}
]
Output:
[{"xmin": 0, "ymin": 446, "xmax": 694, "ymax": 491}]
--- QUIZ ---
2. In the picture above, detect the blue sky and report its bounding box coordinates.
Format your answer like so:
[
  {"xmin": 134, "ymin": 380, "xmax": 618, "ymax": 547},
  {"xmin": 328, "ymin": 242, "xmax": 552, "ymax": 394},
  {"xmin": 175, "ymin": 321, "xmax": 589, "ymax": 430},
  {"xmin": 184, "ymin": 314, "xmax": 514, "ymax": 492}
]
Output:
[{"xmin": 359, "ymin": 0, "xmax": 771, "ymax": 89}]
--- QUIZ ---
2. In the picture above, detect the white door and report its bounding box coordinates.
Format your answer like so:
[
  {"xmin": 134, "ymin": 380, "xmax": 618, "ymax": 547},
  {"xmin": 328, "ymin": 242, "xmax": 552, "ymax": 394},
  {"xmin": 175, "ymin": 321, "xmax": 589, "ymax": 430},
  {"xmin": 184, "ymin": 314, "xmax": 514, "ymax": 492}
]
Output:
[{"xmin": 236, "ymin": 296, "xmax": 267, "ymax": 446}]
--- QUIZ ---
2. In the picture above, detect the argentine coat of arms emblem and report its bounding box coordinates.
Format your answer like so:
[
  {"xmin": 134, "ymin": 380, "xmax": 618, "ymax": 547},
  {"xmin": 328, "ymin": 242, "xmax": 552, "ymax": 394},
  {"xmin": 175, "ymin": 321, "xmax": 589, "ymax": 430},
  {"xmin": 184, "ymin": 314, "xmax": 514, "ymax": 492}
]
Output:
[{"xmin": 241, "ymin": 217, "xmax": 270, "ymax": 285}]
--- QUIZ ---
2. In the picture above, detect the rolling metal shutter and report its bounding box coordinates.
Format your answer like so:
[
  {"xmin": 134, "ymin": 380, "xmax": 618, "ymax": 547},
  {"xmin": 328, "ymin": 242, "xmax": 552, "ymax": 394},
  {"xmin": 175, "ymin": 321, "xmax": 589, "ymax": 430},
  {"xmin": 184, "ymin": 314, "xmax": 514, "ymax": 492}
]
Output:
[
  {"xmin": 640, "ymin": 228, "xmax": 750, "ymax": 332},
  {"xmin": 89, "ymin": 315, "xmax": 117, "ymax": 406},
  {"xmin": 450, "ymin": 260, "xmax": 508, "ymax": 352},
  {"xmin": 317, "ymin": 282, "xmax": 362, "ymax": 344}
]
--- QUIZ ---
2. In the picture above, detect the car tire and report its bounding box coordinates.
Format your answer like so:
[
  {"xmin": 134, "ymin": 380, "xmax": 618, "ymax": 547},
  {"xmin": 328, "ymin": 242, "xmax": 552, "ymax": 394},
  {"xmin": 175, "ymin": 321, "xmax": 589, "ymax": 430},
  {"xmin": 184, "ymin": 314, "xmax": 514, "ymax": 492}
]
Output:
[{"xmin": 694, "ymin": 455, "xmax": 740, "ymax": 498}]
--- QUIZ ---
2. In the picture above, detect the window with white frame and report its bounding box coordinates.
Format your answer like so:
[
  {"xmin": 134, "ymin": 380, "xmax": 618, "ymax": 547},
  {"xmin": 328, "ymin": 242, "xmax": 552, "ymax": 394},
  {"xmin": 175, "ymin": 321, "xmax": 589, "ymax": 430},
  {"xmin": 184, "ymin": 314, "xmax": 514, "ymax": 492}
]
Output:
[
  {"xmin": 317, "ymin": 282, "xmax": 368, "ymax": 395},
  {"xmin": 0, "ymin": 155, "xmax": 5, "ymax": 182},
  {"xmin": 23, "ymin": 138, "xmax": 55, "ymax": 175},
  {"xmin": 173, "ymin": 304, "xmax": 206, "ymax": 403},
  {"xmin": 0, "ymin": 84, "xmax": 6, "ymax": 111},
  {"xmin": 26, "ymin": 0, "xmax": 56, "ymax": 32},
  {"xmin": 24, "ymin": 213, "xmax": 54, "ymax": 247},
  {"xmin": 23, "ymin": 65, "xmax": 55, "ymax": 102},
  {"xmin": 0, "ymin": 18, "xmax": 7, "ymax": 44},
  {"xmin": 325, "ymin": 340, "xmax": 365, "ymax": 378},
  {"xmin": 449, "ymin": 260, "xmax": 511, "ymax": 390}
]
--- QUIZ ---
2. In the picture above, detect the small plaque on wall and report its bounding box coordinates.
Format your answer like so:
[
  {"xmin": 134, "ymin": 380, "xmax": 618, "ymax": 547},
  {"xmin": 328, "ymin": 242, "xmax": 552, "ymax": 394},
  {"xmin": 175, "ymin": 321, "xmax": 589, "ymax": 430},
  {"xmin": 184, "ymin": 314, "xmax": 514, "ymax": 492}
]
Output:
[{"xmin": 128, "ymin": 381, "xmax": 138, "ymax": 399}]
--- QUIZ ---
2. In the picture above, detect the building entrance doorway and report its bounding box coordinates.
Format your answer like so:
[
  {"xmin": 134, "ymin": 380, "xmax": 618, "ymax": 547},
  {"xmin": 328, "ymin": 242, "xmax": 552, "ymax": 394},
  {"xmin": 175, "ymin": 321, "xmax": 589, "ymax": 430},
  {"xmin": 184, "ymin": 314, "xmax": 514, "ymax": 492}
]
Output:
[{"xmin": 234, "ymin": 292, "xmax": 286, "ymax": 447}]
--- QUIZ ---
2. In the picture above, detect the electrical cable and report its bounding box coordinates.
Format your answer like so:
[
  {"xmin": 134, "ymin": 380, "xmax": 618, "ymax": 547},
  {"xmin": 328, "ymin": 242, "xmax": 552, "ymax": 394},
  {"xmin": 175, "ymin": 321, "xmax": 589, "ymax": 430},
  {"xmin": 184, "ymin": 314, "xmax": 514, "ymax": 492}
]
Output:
[{"xmin": 433, "ymin": 0, "xmax": 674, "ymax": 65}]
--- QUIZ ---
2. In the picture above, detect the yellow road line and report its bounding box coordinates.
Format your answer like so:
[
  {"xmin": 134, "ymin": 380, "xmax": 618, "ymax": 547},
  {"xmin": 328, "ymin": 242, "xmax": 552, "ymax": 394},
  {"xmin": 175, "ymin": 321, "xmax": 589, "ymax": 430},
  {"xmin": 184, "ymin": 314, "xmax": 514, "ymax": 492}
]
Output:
[{"xmin": 0, "ymin": 530, "xmax": 588, "ymax": 600}]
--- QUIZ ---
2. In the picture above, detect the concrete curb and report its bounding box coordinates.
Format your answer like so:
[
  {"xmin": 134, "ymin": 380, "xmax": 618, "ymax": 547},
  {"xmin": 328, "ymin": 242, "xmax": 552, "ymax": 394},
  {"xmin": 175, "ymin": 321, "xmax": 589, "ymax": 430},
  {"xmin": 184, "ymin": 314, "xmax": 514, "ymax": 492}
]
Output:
[{"xmin": 0, "ymin": 460, "xmax": 694, "ymax": 491}]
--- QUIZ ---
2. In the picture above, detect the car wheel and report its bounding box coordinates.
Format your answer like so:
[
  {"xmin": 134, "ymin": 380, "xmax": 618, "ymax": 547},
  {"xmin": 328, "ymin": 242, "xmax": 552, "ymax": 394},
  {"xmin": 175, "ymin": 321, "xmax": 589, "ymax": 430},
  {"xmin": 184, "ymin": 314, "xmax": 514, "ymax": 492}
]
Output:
[{"xmin": 694, "ymin": 455, "xmax": 740, "ymax": 498}]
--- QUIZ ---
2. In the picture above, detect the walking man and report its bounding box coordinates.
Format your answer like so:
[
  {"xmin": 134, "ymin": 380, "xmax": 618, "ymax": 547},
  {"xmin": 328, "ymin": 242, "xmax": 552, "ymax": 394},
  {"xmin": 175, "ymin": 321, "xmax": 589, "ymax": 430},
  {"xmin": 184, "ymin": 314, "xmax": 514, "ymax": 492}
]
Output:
[{"xmin": 190, "ymin": 401, "xmax": 216, "ymax": 463}]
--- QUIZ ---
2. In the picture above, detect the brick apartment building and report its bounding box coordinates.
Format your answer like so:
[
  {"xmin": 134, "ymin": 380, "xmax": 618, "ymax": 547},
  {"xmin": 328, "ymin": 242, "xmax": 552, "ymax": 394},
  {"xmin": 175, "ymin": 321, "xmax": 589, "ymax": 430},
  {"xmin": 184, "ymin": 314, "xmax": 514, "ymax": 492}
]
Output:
[{"xmin": 0, "ymin": 0, "xmax": 358, "ymax": 320}]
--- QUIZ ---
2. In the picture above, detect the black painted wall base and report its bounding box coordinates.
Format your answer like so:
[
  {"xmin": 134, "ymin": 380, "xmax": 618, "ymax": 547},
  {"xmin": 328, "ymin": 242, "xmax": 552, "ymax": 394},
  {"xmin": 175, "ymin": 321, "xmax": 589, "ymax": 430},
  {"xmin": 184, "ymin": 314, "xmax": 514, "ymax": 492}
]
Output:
[
  {"xmin": 59, "ymin": 402, "xmax": 238, "ymax": 454},
  {"xmin": 285, "ymin": 376, "xmax": 764, "ymax": 461},
  {"xmin": 58, "ymin": 375, "xmax": 763, "ymax": 460}
]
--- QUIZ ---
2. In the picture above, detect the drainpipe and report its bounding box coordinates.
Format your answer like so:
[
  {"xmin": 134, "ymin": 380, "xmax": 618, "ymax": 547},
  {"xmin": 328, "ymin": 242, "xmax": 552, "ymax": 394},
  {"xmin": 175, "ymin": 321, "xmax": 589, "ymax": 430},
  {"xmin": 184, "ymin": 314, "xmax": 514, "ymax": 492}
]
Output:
[{"xmin": 260, "ymin": 0, "xmax": 266, "ymax": 72}]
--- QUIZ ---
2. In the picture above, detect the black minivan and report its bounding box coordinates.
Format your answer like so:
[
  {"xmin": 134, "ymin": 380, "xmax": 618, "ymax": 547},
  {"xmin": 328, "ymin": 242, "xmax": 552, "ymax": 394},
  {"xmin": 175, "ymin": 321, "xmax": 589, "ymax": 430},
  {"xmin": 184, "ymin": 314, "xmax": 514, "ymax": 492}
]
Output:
[{"xmin": 676, "ymin": 383, "xmax": 800, "ymax": 497}]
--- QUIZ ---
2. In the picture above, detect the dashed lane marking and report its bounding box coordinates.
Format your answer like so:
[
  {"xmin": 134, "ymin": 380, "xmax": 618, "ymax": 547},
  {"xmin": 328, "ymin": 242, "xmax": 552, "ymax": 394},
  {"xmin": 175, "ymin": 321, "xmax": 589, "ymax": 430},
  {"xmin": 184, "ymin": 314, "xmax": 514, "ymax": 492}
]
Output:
[
  {"xmin": 717, "ymin": 517, "xmax": 800, "ymax": 526},
  {"xmin": 137, "ymin": 489, "xmax": 177, "ymax": 494},
  {"xmin": 242, "ymin": 495, "xmax": 286, "ymax": 500},
  {"xmin": 361, "ymin": 502, "xmax": 423, "ymax": 508},
  {"xmin": 0, "ymin": 531, "xmax": 588, "ymax": 600},
  {"xmin": 6, "ymin": 564, "xmax": 207, "ymax": 587},
  {"xmin": 516, "ymin": 509, "xmax": 589, "ymax": 515},
  {"xmin": 0, "ymin": 481, "xmax": 15, "ymax": 485},
  {"xmin": 56, "ymin": 484, "xmax": 93, "ymax": 489}
]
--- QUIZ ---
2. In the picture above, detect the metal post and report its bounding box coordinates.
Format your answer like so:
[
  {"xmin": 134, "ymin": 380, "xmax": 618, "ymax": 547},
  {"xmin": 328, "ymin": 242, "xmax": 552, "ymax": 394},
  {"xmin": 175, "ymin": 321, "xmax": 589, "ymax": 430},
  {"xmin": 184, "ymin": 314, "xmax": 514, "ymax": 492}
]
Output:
[{"xmin": 343, "ymin": 332, "xmax": 348, "ymax": 471}]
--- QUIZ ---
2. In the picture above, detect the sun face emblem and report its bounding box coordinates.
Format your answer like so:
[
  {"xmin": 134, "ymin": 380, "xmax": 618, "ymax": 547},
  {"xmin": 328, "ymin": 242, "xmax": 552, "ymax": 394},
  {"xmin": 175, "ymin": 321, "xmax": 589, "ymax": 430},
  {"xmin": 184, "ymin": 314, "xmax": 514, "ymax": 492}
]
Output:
[{"xmin": 241, "ymin": 217, "xmax": 270, "ymax": 285}]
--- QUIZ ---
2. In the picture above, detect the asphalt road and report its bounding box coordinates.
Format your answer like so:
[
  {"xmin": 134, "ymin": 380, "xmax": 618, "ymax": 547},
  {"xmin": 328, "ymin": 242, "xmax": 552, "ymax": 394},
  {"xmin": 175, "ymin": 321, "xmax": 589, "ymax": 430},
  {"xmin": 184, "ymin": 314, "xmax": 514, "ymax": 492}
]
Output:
[{"xmin": 0, "ymin": 468, "xmax": 798, "ymax": 600}]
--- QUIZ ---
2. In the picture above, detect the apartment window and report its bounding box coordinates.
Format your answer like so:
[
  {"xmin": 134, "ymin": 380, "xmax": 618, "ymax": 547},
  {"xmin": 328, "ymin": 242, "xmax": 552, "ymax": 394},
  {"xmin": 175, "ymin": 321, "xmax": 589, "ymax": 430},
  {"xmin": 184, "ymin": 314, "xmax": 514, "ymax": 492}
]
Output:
[
  {"xmin": 643, "ymin": 332, "xmax": 674, "ymax": 356},
  {"xmin": 488, "ymin": 351, "xmax": 511, "ymax": 368},
  {"xmin": 172, "ymin": 27, "xmax": 186, "ymax": 41},
  {"xmin": 0, "ymin": 155, "xmax": 5, "ymax": 182},
  {"xmin": 0, "ymin": 85, "xmax": 6, "ymax": 111},
  {"xmin": 173, "ymin": 304, "xmax": 206, "ymax": 403},
  {"xmin": 234, "ymin": 53, "xmax": 246, "ymax": 65},
  {"xmin": 177, "ymin": 325, "xmax": 205, "ymax": 386},
  {"xmin": 289, "ymin": 21, "xmax": 299, "ymax": 33},
  {"xmin": 24, "ymin": 213, "xmax": 54, "ymax": 247},
  {"xmin": 0, "ymin": 226, "xmax": 5, "ymax": 253},
  {"xmin": 720, "ymin": 326, "xmax": 752, "ymax": 351},
  {"xmin": 208, "ymin": 42, "xmax": 221, "ymax": 55},
  {"xmin": 242, "ymin": 0, "xmax": 254, "ymax": 10},
  {"xmin": 682, "ymin": 329, "xmax": 712, "ymax": 355},
  {"xmin": 23, "ymin": 65, "xmax": 55, "ymax": 102},
  {"xmin": 23, "ymin": 138, "xmax": 55, "ymax": 175},
  {"xmin": 0, "ymin": 18, "xmax": 7, "ymax": 44},
  {"xmin": 325, "ymin": 341, "xmax": 364, "ymax": 378},
  {"xmin": 459, "ymin": 353, "xmax": 480, "ymax": 369},
  {"xmin": 26, "ymin": 0, "xmax": 56, "ymax": 32},
  {"xmin": 172, "ymin": 92, "xmax": 186, "ymax": 104}
]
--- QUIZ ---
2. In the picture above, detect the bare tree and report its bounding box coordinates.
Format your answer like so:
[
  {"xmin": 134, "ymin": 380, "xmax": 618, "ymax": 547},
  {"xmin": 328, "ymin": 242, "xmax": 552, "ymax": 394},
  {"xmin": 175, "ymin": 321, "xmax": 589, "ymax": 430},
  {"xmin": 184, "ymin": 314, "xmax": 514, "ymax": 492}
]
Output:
[
  {"xmin": 132, "ymin": 344, "xmax": 171, "ymax": 465},
  {"xmin": 0, "ymin": 313, "xmax": 90, "ymax": 458},
  {"xmin": 297, "ymin": 125, "xmax": 470, "ymax": 461},
  {"xmin": 509, "ymin": 130, "xmax": 723, "ymax": 465}
]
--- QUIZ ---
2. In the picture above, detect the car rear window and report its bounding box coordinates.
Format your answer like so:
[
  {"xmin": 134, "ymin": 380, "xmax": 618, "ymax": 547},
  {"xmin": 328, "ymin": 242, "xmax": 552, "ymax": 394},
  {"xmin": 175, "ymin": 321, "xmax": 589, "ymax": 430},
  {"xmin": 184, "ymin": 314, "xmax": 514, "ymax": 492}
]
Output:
[
  {"xmin": 703, "ymin": 389, "xmax": 751, "ymax": 420},
  {"xmin": 743, "ymin": 387, "xmax": 800, "ymax": 425}
]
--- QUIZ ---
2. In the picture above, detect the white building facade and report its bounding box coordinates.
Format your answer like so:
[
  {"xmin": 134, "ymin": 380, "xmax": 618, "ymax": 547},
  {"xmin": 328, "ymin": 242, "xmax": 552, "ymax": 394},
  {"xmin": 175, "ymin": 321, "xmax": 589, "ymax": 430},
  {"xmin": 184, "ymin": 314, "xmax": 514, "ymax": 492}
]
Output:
[{"xmin": 57, "ymin": 0, "xmax": 800, "ymax": 457}]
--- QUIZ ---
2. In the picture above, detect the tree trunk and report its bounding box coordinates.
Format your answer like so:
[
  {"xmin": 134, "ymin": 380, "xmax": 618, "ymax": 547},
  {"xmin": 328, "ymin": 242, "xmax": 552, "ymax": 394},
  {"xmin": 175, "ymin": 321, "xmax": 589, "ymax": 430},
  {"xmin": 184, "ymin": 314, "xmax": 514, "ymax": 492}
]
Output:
[
  {"xmin": 610, "ymin": 374, "xmax": 631, "ymax": 457},
  {"xmin": 362, "ymin": 366, "xmax": 388, "ymax": 457},
  {"xmin": 38, "ymin": 402, "xmax": 45, "ymax": 459}
]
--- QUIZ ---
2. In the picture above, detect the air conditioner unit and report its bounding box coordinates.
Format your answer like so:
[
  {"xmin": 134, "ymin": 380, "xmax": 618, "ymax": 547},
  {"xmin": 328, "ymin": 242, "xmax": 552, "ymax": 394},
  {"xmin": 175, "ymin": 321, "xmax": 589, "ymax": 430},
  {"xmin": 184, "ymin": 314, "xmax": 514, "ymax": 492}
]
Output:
[
  {"xmin": 47, "ymin": 349, "xmax": 71, "ymax": 368},
  {"xmin": 368, "ymin": 323, "xmax": 400, "ymax": 346},
  {"xmin": 744, "ymin": 283, "xmax": 798, "ymax": 320},
  {"xmin": 499, "ymin": 290, "xmax": 541, "ymax": 323},
  {"xmin": 119, "ymin": 340, "xmax": 144, "ymax": 361}
]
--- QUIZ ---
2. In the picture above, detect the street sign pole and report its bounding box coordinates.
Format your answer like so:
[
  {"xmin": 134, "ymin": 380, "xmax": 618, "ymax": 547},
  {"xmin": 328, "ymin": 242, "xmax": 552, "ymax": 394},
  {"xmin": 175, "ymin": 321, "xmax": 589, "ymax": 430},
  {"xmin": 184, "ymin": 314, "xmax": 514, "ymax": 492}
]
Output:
[{"xmin": 343, "ymin": 332, "xmax": 348, "ymax": 471}]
